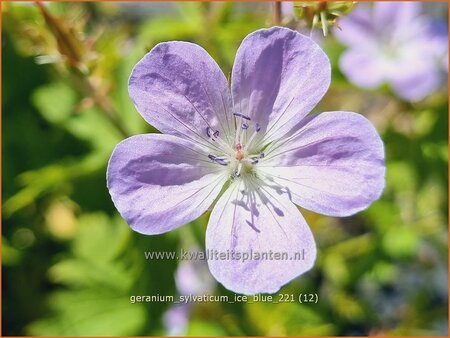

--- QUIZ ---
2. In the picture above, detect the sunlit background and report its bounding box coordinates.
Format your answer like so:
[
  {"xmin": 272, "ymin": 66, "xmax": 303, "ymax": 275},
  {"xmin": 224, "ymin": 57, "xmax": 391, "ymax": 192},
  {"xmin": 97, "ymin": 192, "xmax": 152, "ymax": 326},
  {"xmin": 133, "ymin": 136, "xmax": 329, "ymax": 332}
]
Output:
[{"xmin": 2, "ymin": 1, "xmax": 448, "ymax": 336}]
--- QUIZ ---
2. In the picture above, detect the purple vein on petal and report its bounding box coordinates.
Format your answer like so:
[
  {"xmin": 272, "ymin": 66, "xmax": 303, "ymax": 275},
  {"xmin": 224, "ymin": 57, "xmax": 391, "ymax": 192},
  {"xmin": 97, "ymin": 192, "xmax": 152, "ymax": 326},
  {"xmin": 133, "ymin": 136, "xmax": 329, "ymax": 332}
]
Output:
[
  {"xmin": 147, "ymin": 99, "xmax": 224, "ymax": 154},
  {"xmin": 198, "ymin": 75, "xmax": 233, "ymax": 145},
  {"xmin": 138, "ymin": 173, "xmax": 227, "ymax": 232}
]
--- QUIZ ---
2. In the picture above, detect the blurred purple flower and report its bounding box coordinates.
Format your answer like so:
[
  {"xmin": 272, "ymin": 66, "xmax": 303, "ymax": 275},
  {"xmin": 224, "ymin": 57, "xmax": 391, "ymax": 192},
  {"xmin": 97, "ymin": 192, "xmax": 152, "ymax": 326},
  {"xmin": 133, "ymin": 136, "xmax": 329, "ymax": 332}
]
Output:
[
  {"xmin": 163, "ymin": 253, "xmax": 214, "ymax": 336},
  {"xmin": 163, "ymin": 304, "xmax": 190, "ymax": 336},
  {"xmin": 175, "ymin": 254, "xmax": 215, "ymax": 296},
  {"xmin": 107, "ymin": 27, "xmax": 385, "ymax": 294},
  {"xmin": 281, "ymin": 1, "xmax": 296, "ymax": 21},
  {"xmin": 335, "ymin": 2, "xmax": 448, "ymax": 101}
]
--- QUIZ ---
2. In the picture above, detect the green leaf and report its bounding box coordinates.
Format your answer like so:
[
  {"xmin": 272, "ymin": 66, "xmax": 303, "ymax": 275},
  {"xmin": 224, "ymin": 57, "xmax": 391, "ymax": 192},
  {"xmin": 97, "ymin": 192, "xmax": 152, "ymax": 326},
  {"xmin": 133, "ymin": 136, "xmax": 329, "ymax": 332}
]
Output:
[
  {"xmin": 2, "ymin": 237, "xmax": 22, "ymax": 266},
  {"xmin": 48, "ymin": 258, "xmax": 133, "ymax": 292},
  {"xmin": 382, "ymin": 226, "xmax": 419, "ymax": 258},
  {"xmin": 26, "ymin": 290, "xmax": 146, "ymax": 336},
  {"xmin": 32, "ymin": 81, "xmax": 122, "ymax": 154},
  {"xmin": 73, "ymin": 213, "xmax": 131, "ymax": 263},
  {"xmin": 32, "ymin": 82, "xmax": 78, "ymax": 124},
  {"xmin": 187, "ymin": 320, "xmax": 228, "ymax": 336}
]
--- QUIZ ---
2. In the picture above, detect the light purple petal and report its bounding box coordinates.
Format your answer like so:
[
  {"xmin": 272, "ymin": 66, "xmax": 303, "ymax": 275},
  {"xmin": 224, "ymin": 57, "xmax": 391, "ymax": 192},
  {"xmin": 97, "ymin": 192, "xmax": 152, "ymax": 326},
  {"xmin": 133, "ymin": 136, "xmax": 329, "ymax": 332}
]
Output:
[
  {"xmin": 281, "ymin": 1, "xmax": 295, "ymax": 20},
  {"xmin": 175, "ymin": 253, "xmax": 215, "ymax": 296},
  {"xmin": 258, "ymin": 112, "xmax": 385, "ymax": 217},
  {"xmin": 427, "ymin": 20, "xmax": 449, "ymax": 70},
  {"xmin": 387, "ymin": 56, "xmax": 441, "ymax": 101},
  {"xmin": 206, "ymin": 180, "xmax": 317, "ymax": 295},
  {"xmin": 339, "ymin": 48, "xmax": 386, "ymax": 88},
  {"xmin": 374, "ymin": 1, "xmax": 421, "ymax": 32},
  {"xmin": 107, "ymin": 134, "xmax": 227, "ymax": 234},
  {"xmin": 334, "ymin": 5, "xmax": 375, "ymax": 47},
  {"xmin": 231, "ymin": 27, "xmax": 330, "ymax": 145},
  {"xmin": 163, "ymin": 304, "xmax": 190, "ymax": 336},
  {"xmin": 129, "ymin": 42, "xmax": 234, "ymax": 148}
]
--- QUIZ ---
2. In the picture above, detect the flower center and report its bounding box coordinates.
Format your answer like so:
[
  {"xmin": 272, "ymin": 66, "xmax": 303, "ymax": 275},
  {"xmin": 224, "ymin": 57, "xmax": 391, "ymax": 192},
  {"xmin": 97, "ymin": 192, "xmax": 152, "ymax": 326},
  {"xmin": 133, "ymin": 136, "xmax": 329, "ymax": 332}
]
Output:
[
  {"xmin": 206, "ymin": 112, "xmax": 265, "ymax": 179},
  {"xmin": 235, "ymin": 143, "xmax": 244, "ymax": 161}
]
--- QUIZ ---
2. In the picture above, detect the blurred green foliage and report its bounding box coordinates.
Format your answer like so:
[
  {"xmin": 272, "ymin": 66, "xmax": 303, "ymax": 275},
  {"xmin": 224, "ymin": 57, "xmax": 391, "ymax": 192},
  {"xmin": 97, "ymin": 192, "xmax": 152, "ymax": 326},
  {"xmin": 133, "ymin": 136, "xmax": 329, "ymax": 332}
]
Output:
[{"xmin": 2, "ymin": 2, "xmax": 448, "ymax": 336}]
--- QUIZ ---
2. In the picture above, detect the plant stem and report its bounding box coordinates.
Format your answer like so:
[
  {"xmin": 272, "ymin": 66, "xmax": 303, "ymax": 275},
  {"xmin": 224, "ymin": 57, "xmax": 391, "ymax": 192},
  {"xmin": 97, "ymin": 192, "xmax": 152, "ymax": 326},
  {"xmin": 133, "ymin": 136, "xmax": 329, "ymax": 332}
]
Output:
[
  {"xmin": 36, "ymin": 2, "xmax": 131, "ymax": 138},
  {"xmin": 67, "ymin": 66, "xmax": 131, "ymax": 138},
  {"xmin": 83, "ymin": 75, "xmax": 131, "ymax": 138},
  {"xmin": 273, "ymin": 1, "xmax": 282, "ymax": 26}
]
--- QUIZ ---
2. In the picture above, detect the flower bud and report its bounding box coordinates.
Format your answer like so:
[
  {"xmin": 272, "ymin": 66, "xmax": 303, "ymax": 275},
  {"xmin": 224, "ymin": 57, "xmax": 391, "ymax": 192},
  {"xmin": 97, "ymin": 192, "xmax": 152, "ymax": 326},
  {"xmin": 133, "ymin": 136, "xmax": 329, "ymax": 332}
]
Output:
[{"xmin": 293, "ymin": 1, "xmax": 357, "ymax": 36}]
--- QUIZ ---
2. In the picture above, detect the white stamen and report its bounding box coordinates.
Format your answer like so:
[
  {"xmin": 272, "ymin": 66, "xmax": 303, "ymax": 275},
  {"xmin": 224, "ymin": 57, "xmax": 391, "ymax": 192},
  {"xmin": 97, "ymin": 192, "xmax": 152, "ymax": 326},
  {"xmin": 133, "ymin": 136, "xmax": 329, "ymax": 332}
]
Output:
[
  {"xmin": 245, "ymin": 123, "xmax": 261, "ymax": 150},
  {"xmin": 234, "ymin": 162, "xmax": 243, "ymax": 177}
]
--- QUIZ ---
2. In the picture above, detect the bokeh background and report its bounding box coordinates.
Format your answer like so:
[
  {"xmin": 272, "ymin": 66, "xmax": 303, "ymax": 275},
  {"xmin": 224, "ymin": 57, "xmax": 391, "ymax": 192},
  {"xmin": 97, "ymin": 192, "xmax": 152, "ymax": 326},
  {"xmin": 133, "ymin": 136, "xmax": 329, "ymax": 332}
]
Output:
[{"xmin": 2, "ymin": 1, "xmax": 448, "ymax": 336}]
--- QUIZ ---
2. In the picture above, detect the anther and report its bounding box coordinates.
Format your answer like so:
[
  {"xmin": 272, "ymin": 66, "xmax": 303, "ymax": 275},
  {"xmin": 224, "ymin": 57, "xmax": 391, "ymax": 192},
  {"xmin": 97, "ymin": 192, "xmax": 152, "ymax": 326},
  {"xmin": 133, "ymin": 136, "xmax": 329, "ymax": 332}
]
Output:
[
  {"xmin": 208, "ymin": 154, "xmax": 229, "ymax": 165},
  {"xmin": 208, "ymin": 154, "xmax": 229, "ymax": 166},
  {"xmin": 245, "ymin": 122, "xmax": 261, "ymax": 149},
  {"xmin": 242, "ymin": 123, "xmax": 249, "ymax": 129},
  {"xmin": 248, "ymin": 153, "xmax": 265, "ymax": 162},
  {"xmin": 214, "ymin": 158, "xmax": 229, "ymax": 166},
  {"xmin": 206, "ymin": 127, "xmax": 220, "ymax": 139},
  {"xmin": 233, "ymin": 112, "xmax": 251, "ymax": 121}
]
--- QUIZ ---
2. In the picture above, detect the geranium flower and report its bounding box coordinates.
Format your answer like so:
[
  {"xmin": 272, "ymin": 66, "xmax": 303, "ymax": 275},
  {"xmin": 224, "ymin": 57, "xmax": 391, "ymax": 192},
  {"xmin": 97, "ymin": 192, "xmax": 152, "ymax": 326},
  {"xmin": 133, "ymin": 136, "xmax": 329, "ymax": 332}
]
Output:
[
  {"xmin": 334, "ymin": 2, "xmax": 448, "ymax": 101},
  {"xmin": 107, "ymin": 27, "xmax": 385, "ymax": 295}
]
